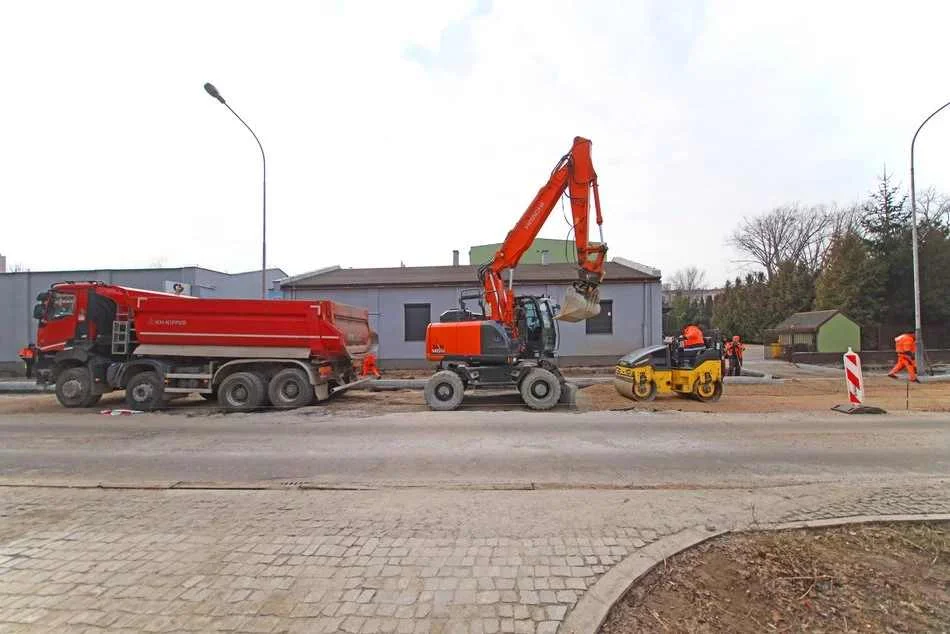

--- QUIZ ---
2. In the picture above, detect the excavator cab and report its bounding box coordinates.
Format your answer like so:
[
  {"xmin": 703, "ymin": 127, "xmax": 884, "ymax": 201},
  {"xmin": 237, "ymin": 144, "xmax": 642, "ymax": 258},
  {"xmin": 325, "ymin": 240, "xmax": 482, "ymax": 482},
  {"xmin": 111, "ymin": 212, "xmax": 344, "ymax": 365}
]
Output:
[{"xmin": 515, "ymin": 296, "xmax": 559, "ymax": 358}]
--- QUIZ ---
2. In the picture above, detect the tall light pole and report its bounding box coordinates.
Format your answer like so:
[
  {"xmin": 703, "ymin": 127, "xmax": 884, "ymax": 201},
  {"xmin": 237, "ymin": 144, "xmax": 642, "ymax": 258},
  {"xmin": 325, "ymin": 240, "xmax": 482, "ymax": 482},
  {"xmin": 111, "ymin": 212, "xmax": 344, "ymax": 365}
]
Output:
[
  {"xmin": 204, "ymin": 82, "xmax": 267, "ymax": 299},
  {"xmin": 909, "ymin": 99, "xmax": 950, "ymax": 373}
]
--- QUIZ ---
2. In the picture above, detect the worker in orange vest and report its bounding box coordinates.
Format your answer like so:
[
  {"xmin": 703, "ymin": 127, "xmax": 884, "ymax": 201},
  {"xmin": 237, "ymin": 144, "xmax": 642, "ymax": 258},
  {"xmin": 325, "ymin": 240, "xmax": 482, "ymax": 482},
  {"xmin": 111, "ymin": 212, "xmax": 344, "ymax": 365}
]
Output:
[
  {"xmin": 680, "ymin": 324, "xmax": 705, "ymax": 348},
  {"xmin": 888, "ymin": 331, "xmax": 918, "ymax": 382},
  {"xmin": 18, "ymin": 344, "xmax": 36, "ymax": 379},
  {"xmin": 360, "ymin": 353, "xmax": 381, "ymax": 378},
  {"xmin": 726, "ymin": 335, "xmax": 745, "ymax": 376}
]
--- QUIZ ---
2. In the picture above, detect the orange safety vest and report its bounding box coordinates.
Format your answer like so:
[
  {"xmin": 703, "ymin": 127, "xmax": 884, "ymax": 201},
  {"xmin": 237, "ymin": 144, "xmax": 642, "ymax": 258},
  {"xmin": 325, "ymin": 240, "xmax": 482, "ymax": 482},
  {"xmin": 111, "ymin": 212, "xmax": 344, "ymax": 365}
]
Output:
[
  {"xmin": 682, "ymin": 325, "xmax": 705, "ymax": 347},
  {"xmin": 18, "ymin": 346, "xmax": 34, "ymax": 360},
  {"xmin": 895, "ymin": 333, "xmax": 915, "ymax": 354},
  {"xmin": 732, "ymin": 340, "xmax": 744, "ymax": 359},
  {"xmin": 360, "ymin": 353, "xmax": 381, "ymax": 378}
]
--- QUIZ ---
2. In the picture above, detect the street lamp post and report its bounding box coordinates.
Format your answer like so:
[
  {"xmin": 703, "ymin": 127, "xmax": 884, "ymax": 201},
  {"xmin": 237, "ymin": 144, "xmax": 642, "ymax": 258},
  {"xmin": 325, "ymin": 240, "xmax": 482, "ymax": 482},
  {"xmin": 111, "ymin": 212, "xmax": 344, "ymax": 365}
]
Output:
[
  {"xmin": 909, "ymin": 99, "xmax": 950, "ymax": 374},
  {"xmin": 204, "ymin": 83, "xmax": 267, "ymax": 299}
]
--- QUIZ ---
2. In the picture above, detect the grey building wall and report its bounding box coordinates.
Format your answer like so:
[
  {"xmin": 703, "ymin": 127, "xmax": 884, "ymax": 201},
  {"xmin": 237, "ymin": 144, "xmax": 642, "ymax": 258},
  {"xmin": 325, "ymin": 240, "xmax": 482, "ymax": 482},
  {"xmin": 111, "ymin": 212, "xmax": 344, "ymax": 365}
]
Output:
[
  {"xmin": 284, "ymin": 280, "xmax": 661, "ymax": 367},
  {"xmin": 0, "ymin": 267, "xmax": 286, "ymax": 367}
]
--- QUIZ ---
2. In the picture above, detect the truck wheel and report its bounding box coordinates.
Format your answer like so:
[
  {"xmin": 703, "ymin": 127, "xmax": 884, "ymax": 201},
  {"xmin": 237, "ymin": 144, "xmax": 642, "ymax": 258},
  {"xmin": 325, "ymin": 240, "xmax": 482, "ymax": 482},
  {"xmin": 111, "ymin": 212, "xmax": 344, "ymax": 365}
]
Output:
[
  {"xmin": 424, "ymin": 370, "xmax": 465, "ymax": 411},
  {"xmin": 125, "ymin": 371, "xmax": 165, "ymax": 411},
  {"xmin": 218, "ymin": 372, "xmax": 265, "ymax": 411},
  {"xmin": 56, "ymin": 367, "xmax": 100, "ymax": 408},
  {"xmin": 268, "ymin": 368, "xmax": 314, "ymax": 409},
  {"xmin": 520, "ymin": 368, "xmax": 562, "ymax": 410}
]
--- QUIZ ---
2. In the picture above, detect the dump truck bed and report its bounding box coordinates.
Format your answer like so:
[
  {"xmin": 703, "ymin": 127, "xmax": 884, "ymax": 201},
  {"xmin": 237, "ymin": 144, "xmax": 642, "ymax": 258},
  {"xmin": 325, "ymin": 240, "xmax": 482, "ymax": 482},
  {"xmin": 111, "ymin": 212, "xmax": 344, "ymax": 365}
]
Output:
[{"xmin": 133, "ymin": 297, "xmax": 372, "ymax": 360}]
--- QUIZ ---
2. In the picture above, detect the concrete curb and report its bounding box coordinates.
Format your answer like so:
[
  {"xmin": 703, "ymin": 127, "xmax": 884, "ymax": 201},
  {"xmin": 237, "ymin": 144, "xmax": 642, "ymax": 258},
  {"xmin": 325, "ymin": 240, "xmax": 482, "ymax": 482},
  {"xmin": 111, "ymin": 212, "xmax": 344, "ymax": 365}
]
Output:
[
  {"xmin": 561, "ymin": 512, "xmax": 950, "ymax": 634},
  {"xmin": 367, "ymin": 377, "xmax": 613, "ymax": 391},
  {"xmin": 724, "ymin": 375, "xmax": 782, "ymax": 384},
  {"xmin": 0, "ymin": 381, "xmax": 51, "ymax": 394}
]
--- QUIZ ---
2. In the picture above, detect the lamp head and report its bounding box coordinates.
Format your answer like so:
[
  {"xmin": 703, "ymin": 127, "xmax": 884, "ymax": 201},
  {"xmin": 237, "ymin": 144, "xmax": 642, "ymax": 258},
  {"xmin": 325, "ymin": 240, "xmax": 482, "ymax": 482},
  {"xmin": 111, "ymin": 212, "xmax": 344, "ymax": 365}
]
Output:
[{"xmin": 204, "ymin": 82, "xmax": 226, "ymax": 104}]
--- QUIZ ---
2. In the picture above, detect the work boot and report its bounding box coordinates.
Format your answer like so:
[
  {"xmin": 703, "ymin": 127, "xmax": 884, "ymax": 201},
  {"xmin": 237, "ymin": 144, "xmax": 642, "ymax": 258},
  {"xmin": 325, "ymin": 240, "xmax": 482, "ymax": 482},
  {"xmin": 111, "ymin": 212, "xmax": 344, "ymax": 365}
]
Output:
[{"xmin": 887, "ymin": 374, "xmax": 897, "ymax": 380}]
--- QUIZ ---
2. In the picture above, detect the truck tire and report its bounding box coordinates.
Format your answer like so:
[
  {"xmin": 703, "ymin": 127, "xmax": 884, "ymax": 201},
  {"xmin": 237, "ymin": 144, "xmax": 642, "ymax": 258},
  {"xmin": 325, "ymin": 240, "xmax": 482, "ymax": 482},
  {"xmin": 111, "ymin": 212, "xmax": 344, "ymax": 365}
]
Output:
[
  {"xmin": 268, "ymin": 368, "xmax": 314, "ymax": 409},
  {"xmin": 424, "ymin": 370, "xmax": 465, "ymax": 411},
  {"xmin": 519, "ymin": 368, "xmax": 562, "ymax": 410},
  {"xmin": 55, "ymin": 367, "xmax": 101, "ymax": 408},
  {"xmin": 218, "ymin": 372, "xmax": 266, "ymax": 411},
  {"xmin": 125, "ymin": 371, "xmax": 165, "ymax": 411}
]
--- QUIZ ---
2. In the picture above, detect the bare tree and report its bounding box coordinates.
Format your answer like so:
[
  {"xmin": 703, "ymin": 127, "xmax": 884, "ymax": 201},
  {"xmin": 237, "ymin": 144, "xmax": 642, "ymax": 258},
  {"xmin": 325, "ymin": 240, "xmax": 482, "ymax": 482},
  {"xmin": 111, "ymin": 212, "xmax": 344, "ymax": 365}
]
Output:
[
  {"xmin": 915, "ymin": 186, "xmax": 950, "ymax": 233},
  {"xmin": 729, "ymin": 204, "xmax": 836, "ymax": 278},
  {"xmin": 668, "ymin": 266, "xmax": 707, "ymax": 292}
]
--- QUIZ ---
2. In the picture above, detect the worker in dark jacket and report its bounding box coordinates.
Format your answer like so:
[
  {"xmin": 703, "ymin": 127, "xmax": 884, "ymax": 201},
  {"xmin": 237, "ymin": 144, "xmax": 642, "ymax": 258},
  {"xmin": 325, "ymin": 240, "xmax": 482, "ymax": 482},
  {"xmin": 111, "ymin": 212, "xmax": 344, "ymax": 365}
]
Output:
[{"xmin": 726, "ymin": 335, "xmax": 745, "ymax": 376}]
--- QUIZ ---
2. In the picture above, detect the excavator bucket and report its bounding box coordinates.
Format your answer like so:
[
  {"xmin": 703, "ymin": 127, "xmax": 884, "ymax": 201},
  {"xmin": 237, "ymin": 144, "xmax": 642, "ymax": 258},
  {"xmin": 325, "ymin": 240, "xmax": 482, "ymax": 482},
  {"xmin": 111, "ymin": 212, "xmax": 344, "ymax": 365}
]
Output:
[{"xmin": 556, "ymin": 285, "xmax": 601, "ymax": 322}]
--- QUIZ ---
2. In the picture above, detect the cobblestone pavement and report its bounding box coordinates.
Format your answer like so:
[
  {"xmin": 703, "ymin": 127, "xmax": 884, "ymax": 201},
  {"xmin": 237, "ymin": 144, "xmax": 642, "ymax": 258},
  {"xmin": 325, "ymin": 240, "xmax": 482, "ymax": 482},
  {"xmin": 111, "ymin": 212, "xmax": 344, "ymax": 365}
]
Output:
[{"xmin": 0, "ymin": 480, "xmax": 948, "ymax": 633}]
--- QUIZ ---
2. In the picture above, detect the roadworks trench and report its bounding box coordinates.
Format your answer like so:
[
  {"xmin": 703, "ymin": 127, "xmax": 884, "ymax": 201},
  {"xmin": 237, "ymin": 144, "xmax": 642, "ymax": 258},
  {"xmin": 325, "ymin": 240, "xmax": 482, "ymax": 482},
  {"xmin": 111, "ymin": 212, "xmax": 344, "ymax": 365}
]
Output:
[{"xmin": 0, "ymin": 375, "xmax": 947, "ymax": 416}]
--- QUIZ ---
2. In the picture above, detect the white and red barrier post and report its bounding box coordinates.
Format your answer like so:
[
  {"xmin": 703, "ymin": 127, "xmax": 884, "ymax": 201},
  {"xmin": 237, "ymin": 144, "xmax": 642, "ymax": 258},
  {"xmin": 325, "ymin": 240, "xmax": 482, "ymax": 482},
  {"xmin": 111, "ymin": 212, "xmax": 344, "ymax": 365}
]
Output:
[{"xmin": 843, "ymin": 347, "xmax": 864, "ymax": 405}]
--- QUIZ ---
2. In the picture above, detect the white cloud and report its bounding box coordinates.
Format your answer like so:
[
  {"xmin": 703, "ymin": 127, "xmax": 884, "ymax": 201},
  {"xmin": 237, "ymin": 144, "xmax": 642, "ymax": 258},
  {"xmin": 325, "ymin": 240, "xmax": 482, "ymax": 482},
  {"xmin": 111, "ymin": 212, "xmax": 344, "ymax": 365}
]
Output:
[{"xmin": 2, "ymin": 0, "xmax": 949, "ymax": 286}]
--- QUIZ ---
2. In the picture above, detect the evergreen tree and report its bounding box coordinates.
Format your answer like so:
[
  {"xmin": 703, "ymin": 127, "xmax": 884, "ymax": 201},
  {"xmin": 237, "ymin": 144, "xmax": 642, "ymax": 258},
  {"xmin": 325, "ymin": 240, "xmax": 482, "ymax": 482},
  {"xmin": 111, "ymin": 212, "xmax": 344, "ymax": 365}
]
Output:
[
  {"xmin": 861, "ymin": 168, "xmax": 909, "ymax": 258},
  {"xmin": 815, "ymin": 230, "xmax": 881, "ymax": 346}
]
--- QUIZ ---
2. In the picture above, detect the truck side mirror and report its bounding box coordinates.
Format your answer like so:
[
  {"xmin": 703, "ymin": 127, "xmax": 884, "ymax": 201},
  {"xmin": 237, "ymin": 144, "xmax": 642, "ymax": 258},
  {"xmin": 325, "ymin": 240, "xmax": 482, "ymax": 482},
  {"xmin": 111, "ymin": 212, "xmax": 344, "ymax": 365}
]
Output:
[{"xmin": 33, "ymin": 304, "xmax": 45, "ymax": 320}]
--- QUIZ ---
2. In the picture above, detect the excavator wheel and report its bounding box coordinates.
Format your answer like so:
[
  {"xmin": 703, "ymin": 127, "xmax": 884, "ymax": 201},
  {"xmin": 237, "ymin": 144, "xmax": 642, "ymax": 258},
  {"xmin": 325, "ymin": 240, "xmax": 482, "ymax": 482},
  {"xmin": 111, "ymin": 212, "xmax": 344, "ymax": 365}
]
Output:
[
  {"xmin": 692, "ymin": 379, "xmax": 723, "ymax": 403},
  {"xmin": 519, "ymin": 368, "xmax": 562, "ymax": 410},
  {"xmin": 424, "ymin": 370, "xmax": 465, "ymax": 411}
]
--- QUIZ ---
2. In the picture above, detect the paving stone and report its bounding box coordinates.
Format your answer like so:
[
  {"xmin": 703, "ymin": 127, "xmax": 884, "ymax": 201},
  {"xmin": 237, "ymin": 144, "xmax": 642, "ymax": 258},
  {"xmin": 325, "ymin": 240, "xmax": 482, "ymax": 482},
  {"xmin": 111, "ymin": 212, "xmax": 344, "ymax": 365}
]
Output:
[{"xmin": 0, "ymin": 481, "xmax": 944, "ymax": 634}]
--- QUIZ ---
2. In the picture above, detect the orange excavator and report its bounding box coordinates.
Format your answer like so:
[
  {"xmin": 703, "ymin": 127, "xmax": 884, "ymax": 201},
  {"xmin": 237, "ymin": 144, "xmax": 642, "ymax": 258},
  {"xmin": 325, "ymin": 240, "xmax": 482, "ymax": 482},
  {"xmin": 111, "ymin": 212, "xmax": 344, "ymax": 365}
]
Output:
[{"xmin": 423, "ymin": 136, "xmax": 608, "ymax": 410}]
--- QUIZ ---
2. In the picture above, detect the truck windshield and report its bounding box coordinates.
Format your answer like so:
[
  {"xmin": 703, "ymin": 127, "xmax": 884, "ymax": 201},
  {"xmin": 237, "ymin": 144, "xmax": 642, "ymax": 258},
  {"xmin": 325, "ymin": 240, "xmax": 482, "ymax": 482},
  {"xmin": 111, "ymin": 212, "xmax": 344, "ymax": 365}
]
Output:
[{"xmin": 49, "ymin": 292, "xmax": 76, "ymax": 320}]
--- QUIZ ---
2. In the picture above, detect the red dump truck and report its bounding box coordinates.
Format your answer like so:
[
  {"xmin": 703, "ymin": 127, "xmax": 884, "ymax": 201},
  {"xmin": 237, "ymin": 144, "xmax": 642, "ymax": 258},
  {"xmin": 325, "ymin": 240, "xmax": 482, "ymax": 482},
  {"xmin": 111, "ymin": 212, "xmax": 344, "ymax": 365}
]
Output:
[{"xmin": 30, "ymin": 282, "xmax": 374, "ymax": 411}]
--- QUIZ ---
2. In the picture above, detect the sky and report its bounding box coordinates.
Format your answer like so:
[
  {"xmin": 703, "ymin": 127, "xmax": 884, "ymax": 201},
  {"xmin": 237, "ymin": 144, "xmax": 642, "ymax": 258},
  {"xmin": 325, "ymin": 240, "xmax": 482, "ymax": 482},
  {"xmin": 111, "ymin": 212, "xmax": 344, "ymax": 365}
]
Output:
[{"xmin": 3, "ymin": 0, "xmax": 950, "ymax": 286}]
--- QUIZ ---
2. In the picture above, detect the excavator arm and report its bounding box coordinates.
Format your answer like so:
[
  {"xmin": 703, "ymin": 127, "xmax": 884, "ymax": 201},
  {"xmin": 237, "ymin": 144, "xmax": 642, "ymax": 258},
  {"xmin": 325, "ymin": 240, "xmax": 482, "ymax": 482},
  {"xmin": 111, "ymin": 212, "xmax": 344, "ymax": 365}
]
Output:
[{"xmin": 479, "ymin": 136, "xmax": 608, "ymax": 325}]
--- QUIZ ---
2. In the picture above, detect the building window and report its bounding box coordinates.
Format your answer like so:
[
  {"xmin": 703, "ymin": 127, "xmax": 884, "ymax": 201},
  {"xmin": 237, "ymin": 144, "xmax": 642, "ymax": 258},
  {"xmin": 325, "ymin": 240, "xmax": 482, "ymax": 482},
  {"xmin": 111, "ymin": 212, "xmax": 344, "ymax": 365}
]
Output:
[
  {"xmin": 404, "ymin": 303, "xmax": 431, "ymax": 341},
  {"xmin": 585, "ymin": 300, "xmax": 613, "ymax": 335}
]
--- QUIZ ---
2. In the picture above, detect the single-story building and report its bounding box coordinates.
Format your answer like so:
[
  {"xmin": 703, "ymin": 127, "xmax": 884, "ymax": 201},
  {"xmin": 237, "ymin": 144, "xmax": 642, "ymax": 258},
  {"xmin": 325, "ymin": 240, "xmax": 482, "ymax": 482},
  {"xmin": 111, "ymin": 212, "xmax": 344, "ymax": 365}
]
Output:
[
  {"xmin": 0, "ymin": 266, "xmax": 286, "ymax": 370},
  {"xmin": 280, "ymin": 257, "xmax": 662, "ymax": 368},
  {"xmin": 769, "ymin": 309, "xmax": 861, "ymax": 353}
]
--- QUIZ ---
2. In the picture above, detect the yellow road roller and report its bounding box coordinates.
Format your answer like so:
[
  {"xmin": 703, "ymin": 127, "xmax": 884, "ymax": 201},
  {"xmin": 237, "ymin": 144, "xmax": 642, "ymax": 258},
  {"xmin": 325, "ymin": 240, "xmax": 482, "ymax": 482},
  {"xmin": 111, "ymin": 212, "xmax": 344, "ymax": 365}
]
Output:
[{"xmin": 614, "ymin": 338, "xmax": 724, "ymax": 403}]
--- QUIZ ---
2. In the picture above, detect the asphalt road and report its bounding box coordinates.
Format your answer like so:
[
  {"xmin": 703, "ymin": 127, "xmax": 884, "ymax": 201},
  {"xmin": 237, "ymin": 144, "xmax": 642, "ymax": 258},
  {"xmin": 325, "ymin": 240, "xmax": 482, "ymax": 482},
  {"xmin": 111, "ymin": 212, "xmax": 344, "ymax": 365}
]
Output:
[{"xmin": 1, "ymin": 407, "xmax": 948, "ymax": 489}]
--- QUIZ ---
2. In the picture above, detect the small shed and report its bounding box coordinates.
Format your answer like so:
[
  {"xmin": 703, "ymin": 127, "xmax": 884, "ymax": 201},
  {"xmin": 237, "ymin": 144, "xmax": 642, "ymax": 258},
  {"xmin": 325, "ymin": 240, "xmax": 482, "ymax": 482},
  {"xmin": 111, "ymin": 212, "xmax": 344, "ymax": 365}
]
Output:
[{"xmin": 770, "ymin": 310, "xmax": 860, "ymax": 353}]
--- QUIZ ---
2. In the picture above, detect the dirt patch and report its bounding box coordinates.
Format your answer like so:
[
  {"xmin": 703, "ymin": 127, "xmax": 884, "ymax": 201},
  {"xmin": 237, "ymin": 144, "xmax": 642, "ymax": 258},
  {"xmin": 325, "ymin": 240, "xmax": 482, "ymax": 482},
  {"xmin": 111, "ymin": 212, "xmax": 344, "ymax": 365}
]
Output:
[
  {"xmin": 581, "ymin": 376, "xmax": 950, "ymax": 414},
  {"xmin": 3, "ymin": 375, "xmax": 946, "ymax": 416},
  {"xmin": 600, "ymin": 522, "xmax": 950, "ymax": 634}
]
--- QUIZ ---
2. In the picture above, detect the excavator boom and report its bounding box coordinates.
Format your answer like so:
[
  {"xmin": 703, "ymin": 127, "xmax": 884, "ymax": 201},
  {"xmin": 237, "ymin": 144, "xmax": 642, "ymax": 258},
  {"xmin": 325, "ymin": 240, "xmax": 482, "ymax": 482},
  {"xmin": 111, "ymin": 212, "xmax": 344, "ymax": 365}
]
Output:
[{"xmin": 480, "ymin": 136, "xmax": 607, "ymax": 324}]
